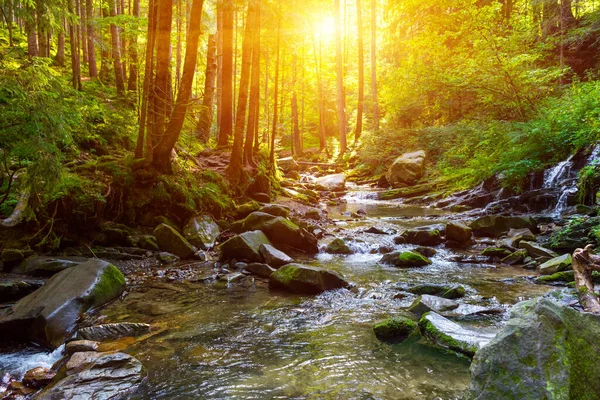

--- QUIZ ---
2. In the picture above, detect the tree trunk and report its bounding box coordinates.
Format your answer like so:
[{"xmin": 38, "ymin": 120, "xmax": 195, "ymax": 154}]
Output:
[
  {"xmin": 153, "ymin": 0, "xmax": 205, "ymax": 173},
  {"xmin": 127, "ymin": 0, "xmax": 140, "ymax": 90},
  {"xmin": 80, "ymin": 0, "xmax": 88, "ymax": 64},
  {"xmin": 370, "ymin": 0, "xmax": 379, "ymax": 131},
  {"xmin": 312, "ymin": 34, "xmax": 326, "ymax": 151},
  {"xmin": 86, "ymin": 0, "xmax": 97, "ymax": 77},
  {"xmin": 216, "ymin": 1, "xmax": 223, "ymax": 142},
  {"xmin": 175, "ymin": 0, "xmax": 182, "ymax": 92},
  {"xmin": 355, "ymin": 0, "xmax": 364, "ymax": 142},
  {"xmin": 120, "ymin": 0, "xmax": 127, "ymax": 80},
  {"xmin": 4, "ymin": 0, "xmax": 14, "ymax": 46},
  {"xmin": 37, "ymin": 8, "xmax": 48, "ymax": 58},
  {"xmin": 99, "ymin": 5, "xmax": 111, "ymax": 82},
  {"xmin": 244, "ymin": 1, "xmax": 260, "ymax": 167},
  {"xmin": 153, "ymin": 0, "xmax": 174, "ymax": 145},
  {"xmin": 573, "ymin": 245, "xmax": 600, "ymax": 314},
  {"xmin": 335, "ymin": 0, "xmax": 347, "ymax": 156},
  {"xmin": 108, "ymin": 0, "xmax": 125, "ymax": 94},
  {"xmin": 228, "ymin": 0, "xmax": 257, "ymax": 182},
  {"xmin": 269, "ymin": 3, "xmax": 281, "ymax": 173},
  {"xmin": 195, "ymin": 34, "xmax": 217, "ymax": 142},
  {"xmin": 218, "ymin": 0, "xmax": 234, "ymax": 147},
  {"xmin": 291, "ymin": 92, "xmax": 301, "ymax": 156},
  {"xmin": 25, "ymin": 7, "xmax": 38, "ymax": 57},
  {"xmin": 68, "ymin": 0, "xmax": 82, "ymax": 90},
  {"xmin": 56, "ymin": 19, "xmax": 66, "ymax": 66},
  {"xmin": 134, "ymin": 0, "xmax": 157, "ymax": 159}
]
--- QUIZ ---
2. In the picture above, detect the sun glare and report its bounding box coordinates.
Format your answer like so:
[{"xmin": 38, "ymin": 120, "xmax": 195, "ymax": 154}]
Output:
[{"xmin": 315, "ymin": 16, "xmax": 336, "ymax": 39}]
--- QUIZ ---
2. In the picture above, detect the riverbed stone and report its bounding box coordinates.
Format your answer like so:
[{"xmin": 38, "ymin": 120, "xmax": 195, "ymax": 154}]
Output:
[
  {"xmin": 1, "ymin": 249, "xmax": 27, "ymax": 263},
  {"xmin": 469, "ymin": 215, "xmax": 537, "ymax": 238},
  {"xmin": 259, "ymin": 204, "xmax": 290, "ymax": 218},
  {"xmin": 219, "ymin": 230, "xmax": 271, "ymax": 263},
  {"xmin": 481, "ymin": 247, "xmax": 512, "ymax": 258},
  {"xmin": 66, "ymin": 340, "xmax": 99, "ymax": 354},
  {"xmin": 138, "ymin": 235, "xmax": 159, "ymax": 251},
  {"xmin": 269, "ymin": 263, "xmax": 349, "ymax": 294},
  {"xmin": 22, "ymin": 367, "xmax": 56, "ymax": 389},
  {"xmin": 507, "ymin": 228, "xmax": 536, "ymax": 247},
  {"xmin": 245, "ymin": 262, "xmax": 275, "ymax": 278},
  {"xmin": 153, "ymin": 223, "xmax": 197, "ymax": 259},
  {"xmin": 13, "ymin": 255, "xmax": 86, "ymax": 276},
  {"xmin": 39, "ymin": 351, "xmax": 144, "ymax": 400},
  {"xmin": 538, "ymin": 253, "xmax": 572, "ymax": 275},
  {"xmin": 0, "ymin": 279, "xmax": 44, "ymax": 302},
  {"xmin": 0, "ymin": 259, "xmax": 126, "ymax": 348},
  {"xmin": 373, "ymin": 317, "xmax": 418, "ymax": 342},
  {"xmin": 408, "ymin": 295, "xmax": 459, "ymax": 317},
  {"xmin": 315, "ymin": 173, "xmax": 346, "ymax": 191},
  {"xmin": 230, "ymin": 212, "xmax": 318, "ymax": 254},
  {"xmin": 414, "ymin": 247, "xmax": 437, "ymax": 258},
  {"xmin": 78, "ymin": 322, "xmax": 151, "ymax": 342},
  {"xmin": 419, "ymin": 312, "xmax": 495, "ymax": 358},
  {"xmin": 259, "ymin": 244, "xmax": 293, "ymax": 268},
  {"xmin": 501, "ymin": 249, "xmax": 527, "ymax": 265},
  {"xmin": 518, "ymin": 240, "xmax": 559, "ymax": 262},
  {"xmin": 445, "ymin": 222, "xmax": 473, "ymax": 244},
  {"xmin": 385, "ymin": 150, "xmax": 426, "ymax": 187},
  {"xmin": 380, "ymin": 251, "xmax": 432, "ymax": 268},
  {"xmin": 407, "ymin": 284, "xmax": 466, "ymax": 299},
  {"xmin": 396, "ymin": 229, "xmax": 442, "ymax": 246},
  {"xmin": 469, "ymin": 297, "xmax": 600, "ymax": 399},
  {"xmin": 326, "ymin": 238, "xmax": 352, "ymax": 254},
  {"xmin": 183, "ymin": 215, "xmax": 220, "ymax": 250}
]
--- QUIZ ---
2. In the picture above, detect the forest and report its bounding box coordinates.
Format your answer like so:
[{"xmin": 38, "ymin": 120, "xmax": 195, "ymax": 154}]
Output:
[{"xmin": 1, "ymin": 0, "xmax": 600, "ymax": 399}]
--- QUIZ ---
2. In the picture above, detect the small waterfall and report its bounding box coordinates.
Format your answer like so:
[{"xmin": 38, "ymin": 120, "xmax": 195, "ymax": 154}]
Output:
[
  {"xmin": 0, "ymin": 345, "xmax": 64, "ymax": 380},
  {"xmin": 543, "ymin": 154, "xmax": 574, "ymax": 189}
]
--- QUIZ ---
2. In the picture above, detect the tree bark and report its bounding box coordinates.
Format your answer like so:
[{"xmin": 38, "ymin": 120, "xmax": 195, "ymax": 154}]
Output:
[
  {"xmin": 80, "ymin": 0, "xmax": 88, "ymax": 64},
  {"xmin": 370, "ymin": 0, "xmax": 379, "ymax": 131},
  {"xmin": 218, "ymin": 0, "xmax": 234, "ymax": 147},
  {"xmin": 228, "ymin": 0, "xmax": 257, "ymax": 182},
  {"xmin": 108, "ymin": 0, "xmax": 125, "ymax": 94},
  {"xmin": 335, "ymin": 0, "xmax": 347, "ymax": 156},
  {"xmin": 195, "ymin": 33, "xmax": 217, "ymax": 142},
  {"xmin": 37, "ymin": 5, "xmax": 48, "ymax": 58},
  {"xmin": 153, "ymin": 0, "xmax": 205, "ymax": 173},
  {"xmin": 573, "ymin": 245, "xmax": 600, "ymax": 314},
  {"xmin": 355, "ymin": 0, "xmax": 364, "ymax": 142},
  {"xmin": 25, "ymin": 6, "xmax": 38, "ymax": 57},
  {"xmin": 291, "ymin": 92, "xmax": 301, "ymax": 156},
  {"xmin": 86, "ymin": 0, "xmax": 97, "ymax": 77},
  {"xmin": 153, "ymin": 0, "xmax": 174, "ymax": 145},
  {"xmin": 56, "ymin": 18, "xmax": 66, "ymax": 66},
  {"xmin": 99, "ymin": 5, "xmax": 111, "ymax": 82},
  {"xmin": 244, "ymin": 1, "xmax": 260, "ymax": 167},
  {"xmin": 269, "ymin": 2, "xmax": 281, "ymax": 173},
  {"xmin": 68, "ymin": 0, "xmax": 82, "ymax": 90},
  {"xmin": 127, "ymin": 0, "xmax": 140, "ymax": 90},
  {"xmin": 216, "ymin": 1, "xmax": 223, "ymax": 141}
]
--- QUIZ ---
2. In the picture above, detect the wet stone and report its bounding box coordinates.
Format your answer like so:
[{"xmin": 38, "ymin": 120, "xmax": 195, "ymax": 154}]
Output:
[
  {"xmin": 78, "ymin": 322, "xmax": 151, "ymax": 342},
  {"xmin": 22, "ymin": 367, "xmax": 56, "ymax": 389},
  {"xmin": 66, "ymin": 340, "xmax": 99, "ymax": 354}
]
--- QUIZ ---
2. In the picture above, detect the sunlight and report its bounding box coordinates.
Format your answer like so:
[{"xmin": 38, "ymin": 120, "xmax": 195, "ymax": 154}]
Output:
[{"xmin": 314, "ymin": 15, "xmax": 336, "ymax": 40}]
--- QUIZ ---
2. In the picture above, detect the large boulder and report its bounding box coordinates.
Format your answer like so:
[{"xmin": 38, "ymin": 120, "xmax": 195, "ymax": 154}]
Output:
[
  {"xmin": 539, "ymin": 253, "xmax": 572, "ymax": 275},
  {"xmin": 183, "ymin": 215, "xmax": 220, "ymax": 250},
  {"xmin": 506, "ymin": 228, "xmax": 536, "ymax": 248},
  {"xmin": 419, "ymin": 312, "xmax": 495, "ymax": 358},
  {"xmin": 406, "ymin": 284, "xmax": 466, "ymax": 299},
  {"xmin": 153, "ymin": 223, "xmax": 197, "ymax": 259},
  {"xmin": 469, "ymin": 297, "xmax": 600, "ymax": 399},
  {"xmin": 326, "ymin": 238, "xmax": 352, "ymax": 254},
  {"xmin": 469, "ymin": 215, "xmax": 537, "ymax": 238},
  {"xmin": 269, "ymin": 264, "xmax": 349, "ymax": 294},
  {"xmin": 385, "ymin": 150, "xmax": 426, "ymax": 187},
  {"xmin": 231, "ymin": 212, "xmax": 318, "ymax": 254},
  {"xmin": 38, "ymin": 351, "xmax": 144, "ymax": 399},
  {"xmin": 445, "ymin": 222, "xmax": 472, "ymax": 244},
  {"xmin": 219, "ymin": 230, "xmax": 271, "ymax": 262},
  {"xmin": 0, "ymin": 260, "xmax": 126, "ymax": 348},
  {"xmin": 315, "ymin": 173, "xmax": 346, "ymax": 192},
  {"xmin": 13, "ymin": 256, "xmax": 87, "ymax": 276}
]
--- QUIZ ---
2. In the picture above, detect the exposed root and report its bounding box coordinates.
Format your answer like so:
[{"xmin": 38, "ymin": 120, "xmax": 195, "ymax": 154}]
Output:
[{"xmin": 0, "ymin": 190, "xmax": 30, "ymax": 227}]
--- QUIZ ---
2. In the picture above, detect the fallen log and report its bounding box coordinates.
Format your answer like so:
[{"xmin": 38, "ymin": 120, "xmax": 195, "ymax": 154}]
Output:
[{"xmin": 572, "ymin": 244, "xmax": 600, "ymax": 314}]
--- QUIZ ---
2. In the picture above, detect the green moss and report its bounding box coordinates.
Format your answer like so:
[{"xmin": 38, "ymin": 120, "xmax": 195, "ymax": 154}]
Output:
[
  {"xmin": 89, "ymin": 264, "xmax": 126, "ymax": 307},
  {"xmin": 272, "ymin": 265, "xmax": 300, "ymax": 285},
  {"xmin": 397, "ymin": 251, "xmax": 432, "ymax": 267},
  {"xmin": 419, "ymin": 313, "xmax": 476, "ymax": 357},
  {"xmin": 326, "ymin": 238, "xmax": 352, "ymax": 254},
  {"xmin": 482, "ymin": 247, "xmax": 512, "ymax": 257},
  {"xmin": 373, "ymin": 317, "xmax": 418, "ymax": 341}
]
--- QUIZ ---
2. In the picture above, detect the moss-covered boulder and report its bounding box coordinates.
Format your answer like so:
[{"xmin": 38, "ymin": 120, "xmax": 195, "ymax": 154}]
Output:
[
  {"xmin": 259, "ymin": 204, "xmax": 290, "ymax": 218},
  {"xmin": 419, "ymin": 312, "xmax": 495, "ymax": 358},
  {"xmin": 539, "ymin": 253, "xmax": 572, "ymax": 275},
  {"xmin": 407, "ymin": 284, "xmax": 466, "ymax": 299},
  {"xmin": 380, "ymin": 251, "xmax": 432, "ymax": 268},
  {"xmin": 373, "ymin": 317, "xmax": 418, "ymax": 342},
  {"xmin": 1, "ymin": 248, "xmax": 28, "ymax": 263},
  {"xmin": 219, "ymin": 230, "xmax": 271, "ymax": 263},
  {"xmin": 469, "ymin": 297, "xmax": 600, "ymax": 399},
  {"xmin": 469, "ymin": 215, "xmax": 537, "ymax": 238},
  {"xmin": 153, "ymin": 223, "xmax": 197, "ymax": 259},
  {"xmin": 481, "ymin": 247, "xmax": 512, "ymax": 258},
  {"xmin": 518, "ymin": 240, "xmax": 559, "ymax": 262},
  {"xmin": 501, "ymin": 250, "xmax": 527, "ymax": 265},
  {"xmin": 385, "ymin": 150, "xmax": 426, "ymax": 187},
  {"xmin": 234, "ymin": 201, "xmax": 261, "ymax": 219},
  {"xmin": 0, "ymin": 259, "xmax": 125, "ymax": 348},
  {"xmin": 138, "ymin": 235, "xmax": 159, "ymax": 251},
  {"xmin": 183, "ymin": 214, "xmax": 220, "ymax": 250},
  {"xmin": 396, "ymin": 229, "xmax": 442, "ymax": 246},
  {"xmin": 445, "ymin": 221, "xmax": 472, "ymax": 244},
  {"xmin": 326, "ymin": 238, "xmax": 352, "ymax": 254},
  {"xmin": 545, "ymin": 216, "xmax": 600, "ymax": 252},
  {"xmin": 231, "ymin": 212, "xmax": 318, "ymax": 254},
  {"xmin": 269, "ymin": 263, "xmax": 349, "ymax": 295}
]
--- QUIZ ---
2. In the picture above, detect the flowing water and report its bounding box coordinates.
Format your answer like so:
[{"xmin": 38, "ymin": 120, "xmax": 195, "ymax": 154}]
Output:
[{"xmin": 0, "ymin": 192, "xmax": 555, "ymax": 399}]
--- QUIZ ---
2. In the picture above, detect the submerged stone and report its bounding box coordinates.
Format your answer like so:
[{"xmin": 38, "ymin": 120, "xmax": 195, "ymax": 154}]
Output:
[
  {"xmin": 373, "ymin": 317, "xmax": 418, "ymax": 342},
  {"xmin": 77, "ymin": 322, "xmax": 151, "ymax": 342}
]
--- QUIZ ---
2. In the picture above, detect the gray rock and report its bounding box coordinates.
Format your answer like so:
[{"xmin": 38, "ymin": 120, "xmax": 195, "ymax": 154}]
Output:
[
  {"xmin": 77, "ymin": 322, "xmax": 151, "ymax": 342},
  {"xmin": 0, "ymin": 260, "xmax": 126, "ymax": 348},
  {"xmin": 66, "ymin": 340, "xmax": 99, "ymax": 354},
  {"xmin": 153, "ymin": 223, "xmax": 197, "ymax": 259},
  {"xmin": 469, "ymin": 215, "xmax": 537, "ymax": 238},
  {"xmin": 315, "ymin": 173, "xmax": 346, "ymax": 191},
  {"xmin": 219, "ymin": 230, "xmax": 271, "ymax": 263},
  {"xmin": 469, "ymin": 297, "xmax": 600, "ymax": 399},
  {"xmin": 39, "ymin": 351, "xmax": 144, "ymax": 400},
  {"xmin": 269, "ymin": 263, "xmax": 349, "ymax": 294},
  {"xmin": 23, "ymin": 367, "xmax": 56, "ymax": 389},
  {"xmin": 183, "ymin": 215, "xmax": 220, "ymax": 250},
  {"xmin": 518, "ymin": 240, "xmax": 559, "ymax": 262},
  {"xmin": 408, "ymin": 295, "xmax": 459, "ymax": 317},
  {"xmin": 386, "ymin": 150, "xmax": 426, "ymax": 187},
  {"xmin": 445, "ymin": 222, "xmax": 472, "ymax": 244},
  {"xmin": 419, "ymin": 312, "xmax": 495, "ymax": 358},
  {"xmin": 158, "ymin": 252, "xmax": 180, "ymax": 264},
  {"xmin": 13, "ymin": 256, "xmax": 87, "ymax": 276},
  {"xmin": 245, "ymin": 263, "xmax": 275, "ymax": 278},
  {"xmin": 259, "ymin": 244, "xmax": 293, "ymax": 268},
  {"xmin": 325, "ymin": 238, "xmax": 352, "ymax": 254},
  {"xmin": 259, "ymin": 204, "xmax": 290, "ymax": 218},
  {"xmin": 507, "ymin": 228, "xmax": 536, "ymax": 247}
]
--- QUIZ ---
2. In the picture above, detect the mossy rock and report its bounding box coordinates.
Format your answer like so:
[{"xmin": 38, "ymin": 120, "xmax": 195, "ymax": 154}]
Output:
[
  {"xmin": 268, "ymin": 263, "xmax": 349, "ymax": 295},
  {"xmin": 219, "ymin": 230, "xmax": 271, "ymax": 263},
  {"xmin": 482, "ymin": 247, "xmax": 513, "ymax": 258},
  {"xmin": 380, "ymin": 251, "xmax": 432, "ymax": 268},
  {"xmin": 469, "ymin": 215, "xmax": 537, "ymax": 238},
  {"xmin": 373, "ymin": 317, "xmax": 418, "ymax": 342},
  {"xmin": 501, "ymin": 250, "xmax": 527, "ymax": 265},
  {"xmin": 234, "ymin": 201, "xmax": 261, "ymax": 220},
  {"xmin": 407, "ymin": 284, "xmax": 466, "ymax": 299},
  {"xmin": 326, "ymin": 238, "xmax": 352, "ymax": 255},
  {"xmin": 396, "ymin": 229, "xmax": 442, "ymax": 246},
  {"xmin": 138, "ymin": 235, "xmax": 159, "ymax": 251},
  {"xmin": 445, "ymin": 222, "xmax": 472, "ymax": 244},
  {"xmin": 153, "ymin": 223, "xmax": 197, "ymax": 259},
  {"xmin": 539, "ymin": 253, "xmax": 572, "ymax": 276}
]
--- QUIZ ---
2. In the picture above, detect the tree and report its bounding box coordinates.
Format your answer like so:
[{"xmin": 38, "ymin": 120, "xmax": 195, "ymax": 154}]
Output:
[
  {"xmin": 195, "ymin": 33, "xmax": 217, "ymax": 142},
  {"xmin": 25, "ymin": 6, "xmax": 38, "ymax": 57},
  {"xmin": 68, "ymin": 0, "xmax": 81, "ymax": 90},
  {"xmin": 152, "ymin": 0, "xmax": 174, "ymax": 147},
  {"xmin": 269, "ymin": 1, "xmax": 281, "ymax": 173},
  {"xmin": 127, "ymin": 0, "xmax": 140, "ymax": 89},
  {"xmin": 335, "ymin": 0, "xmax": 347, "ymax": 156},
  {"xmin": 86, "ymin": 0, "xmax": 97, "ymax": 77},
  {"xmin": 370, "ymin": 0, "xmax": 379, "ymax": 130},
  {"xmin": 218, "ymin": 0, "xmax": 234, "ymax": 147},
  {"xmin": 108, "ymin": 0, "xmax": 125, "ymax": 94},
  {"xmin": 244, "ymin": 0, "xmax": 260, "ymax": 167},
  {"xmin": 355, "ymin": 0, "xmax": 364, "ymax": 142}
]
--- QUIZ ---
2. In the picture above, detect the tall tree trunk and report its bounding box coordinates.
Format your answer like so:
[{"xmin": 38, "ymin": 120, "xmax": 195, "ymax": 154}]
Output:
[
  {"xmin": 370, "ymin": 0, "xmax": 379, "ymax": 130},
  {"xmin": 56, "ymin": 18, "xmax": 66, "ymax": 66},
  {"xmin": 68, "ymin": 0, "xmax": 82, "ymax": 90},
  {"xmin": 153, "ymin": 0, "xmax": 205, "ymax": 173},
  {"xmin": 291, "ymin": 92, "xmax": 301, "ymax": 156},
  {"xmin": 269, "ymin": 3, "xmax": 281, "ymax": 172},
  {"xmin": 37, "ymin": 7, "xmax": 48, "ymax": 57},
  {"xmin": 335, "ymin": 0, "xmax": 347, "ymax": 156},
  {"xmin": 175, "ymin": 0, "xmax": 182, "ymax": 92},
  {"xmin": 153, "ymin": 0, "xmax": 174, "ymax": 145},
  {"xmin": 120, "ymin": 0, "xmax": 127, "ymax": 80},
  {"xmin": 4, "ymin": 0, "xmax": 14, "ymax": 46},
  {"xmin": 108, "ymin": 0, "xmax": 125, "ymax": 94},
  {"xmin": 244, "ymin": 1, "xmax": 260, "ymax": 167},
  {"xmin": 134, "ymin": 0, "xmax": 157, "ymax": 159},
  {"xmin": 127, "ymin": 0, "xmax": 140, "ymax": 89},
  {"xmin": 216, "ymin": 1, "xmax": 223, "ymax": 141},
  {"xmin": 312, "ymin": 34, "xmax": 326, "ymax": 151},
  {"xmin": 86, "ymin": 0, "xmax": 97, "ymax": 77},
  {"xmin": 195, "ymin": 34, "xmax": 217, "ymax": 142},
  {"xmin": 355, "ymin": 0, "xmax": 364, "ymax": 142},
  {"xmin": 80, "ymin": 0, "xmax": 88, "ymax": 63},
  {"xmin": 228, "ymin": 0, "xmax": 257, "ymax": 181},
  {"xmin": 99, "ymin": 5, "xmax": 111, "ymax": 82},
  {"xmin": 218, "ymin": 0, "xmax": 234, "ymax": 147},
  {"xmin": 25, "ymin": 7, "xmax": 38, "ymax": 57}
]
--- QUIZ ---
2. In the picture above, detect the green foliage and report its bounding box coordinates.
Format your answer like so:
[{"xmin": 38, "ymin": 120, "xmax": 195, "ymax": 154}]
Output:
[{"xmin": 578, "ymin": 165, "xmax": 600, "ymax": 205}]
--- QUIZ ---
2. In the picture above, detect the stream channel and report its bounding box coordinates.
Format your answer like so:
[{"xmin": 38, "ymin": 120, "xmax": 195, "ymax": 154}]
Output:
[{"xmin": 0, "ymin": 186, "xmax": 555, "ymax": 399}]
